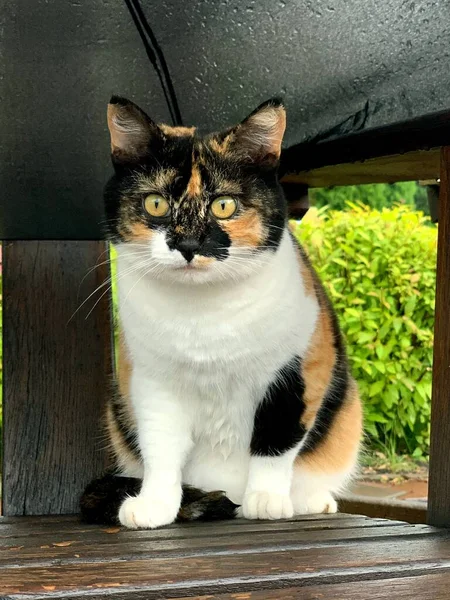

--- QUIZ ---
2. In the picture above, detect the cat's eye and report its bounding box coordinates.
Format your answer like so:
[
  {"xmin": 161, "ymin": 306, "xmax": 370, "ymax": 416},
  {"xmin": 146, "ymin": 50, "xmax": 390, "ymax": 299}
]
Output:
[
  {"xmin": 210, "ymin": 196, "xmax": 238, "ymax": 219},
  {"xmin": 143, "ymin": 194, "xmax": 171, "ymax": 218}
]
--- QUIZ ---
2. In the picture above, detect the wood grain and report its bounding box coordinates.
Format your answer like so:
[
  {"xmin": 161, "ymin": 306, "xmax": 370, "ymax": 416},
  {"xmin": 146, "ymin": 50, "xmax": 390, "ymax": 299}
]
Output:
[
  {"xmin": 1, "ymin": 524, "xmax": 436, "ymax": 566},
  {"xmin": 428, "ymin": 147, "xmax": 450, "ymax": 527},
  {"xmin": 2, "ymin": 241, "xmax": 113, "ymax": 516},
  {"xmin": 1, "ymin": 515, "xmax": 450, "ymax": 598},
  {"xmin": 281, "ymin": 148, "xmax": 440, "ymax": 187},
  {"xmin": 339, "ymin": 495, "xmax": 426, "ymax": 524},
  {"xmin": 173, "ymin": 574, "xmax": 450, "ymax": 599},
  {"xmin": 0, "ymin": 514, "xmax": 400, "ymax": 538},
  {"xmin": 2, "ymin": 539, "xmax": 450, "ymax": 596}
]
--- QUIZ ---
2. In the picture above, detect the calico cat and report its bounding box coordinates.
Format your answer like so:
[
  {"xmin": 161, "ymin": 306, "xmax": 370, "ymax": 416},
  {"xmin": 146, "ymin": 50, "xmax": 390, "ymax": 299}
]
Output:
[{"xmin": 80, "ymin": 96, "xmax": 362, "ymax": 529}]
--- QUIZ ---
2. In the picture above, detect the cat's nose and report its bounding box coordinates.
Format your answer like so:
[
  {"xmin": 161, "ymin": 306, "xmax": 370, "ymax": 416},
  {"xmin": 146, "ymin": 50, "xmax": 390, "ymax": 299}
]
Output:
[{"xmin": 176, "ymin": 238, "xmax": 201, "ymax": 263}]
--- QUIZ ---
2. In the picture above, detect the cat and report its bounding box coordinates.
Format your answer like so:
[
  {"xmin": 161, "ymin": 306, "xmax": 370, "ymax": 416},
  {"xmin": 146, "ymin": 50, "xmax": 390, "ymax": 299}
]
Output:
[{"xmin": 80, "ymin": 96, "xmax": 362, "ymax": 529}]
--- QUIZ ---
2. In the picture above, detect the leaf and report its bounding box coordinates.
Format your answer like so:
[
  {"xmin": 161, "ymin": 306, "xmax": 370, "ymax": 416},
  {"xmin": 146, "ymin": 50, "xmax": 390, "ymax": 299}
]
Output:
[
  {"xmin": 365, "ymin": 421, "xmax": 378, "ymax": 437},
  {"xmin": 332, "ymin": 257, "xmax": 348, "ymax": 268},
  {"xmin": 52, "ymin": 541, "xmax": 75, "ymax": 547},
  {"xmin": 404, "ymin": 295, "xmax": 417, "ymax": 316},
  {"xmin": 373, "ymin": 361, "xmax": 386, "ymax": 374},
  {"xmin": 102, "ymin": 527, "xmax": 121, "ymax": 534},
  {"xmin": 358, "ymin": 331, "xmax": 374, "ymax": 344},
  {"xmin": 369, "ymin": 381, "xmax": 384, "ymax": 397},
  {"xmin": 375, "ymin": 345, "xmax": 388, "ymax": 360}
]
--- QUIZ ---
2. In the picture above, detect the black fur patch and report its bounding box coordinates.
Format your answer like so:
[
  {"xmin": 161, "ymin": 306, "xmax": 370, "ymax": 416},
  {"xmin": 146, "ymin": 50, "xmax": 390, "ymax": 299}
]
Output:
[
  {"xmin": 250, "ymin": 357, "xmax": 307, "ymax": 456},
  {"xmin": 80, "ymin": 473, "xmax": 141, "ymax": 525},
  {"xmin": 80, "ymin": 474, "xmax": 238, "ymax": 526}
]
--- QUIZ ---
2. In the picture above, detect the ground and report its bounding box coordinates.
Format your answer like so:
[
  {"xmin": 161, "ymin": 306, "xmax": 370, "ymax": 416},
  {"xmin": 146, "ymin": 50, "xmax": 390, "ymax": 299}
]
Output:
[{"xmin": 352, "ymin": 452, "xmax": 428, "ymax": 502}]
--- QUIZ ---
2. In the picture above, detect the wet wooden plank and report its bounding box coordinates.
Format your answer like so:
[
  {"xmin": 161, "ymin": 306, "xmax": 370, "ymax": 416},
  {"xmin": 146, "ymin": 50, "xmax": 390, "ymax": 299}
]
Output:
[
  {"xmin": 2, "ymin": 241, "xmax": 113, "ymax": 516},
  {"xmin": 1, "ymin": 525, "xmax": 437, "ymax": 567},
  {"xmin": 428, "ymin": 146, "xmax": 450, "ymax": 527},
  {"xmin": 0, "ymin": 514, "xmax": 402, "ymax": 539},
  {"xmin": 2, "ymin": 535, "xmax": 450, "ymax": 596},
  {"xmin": 173, "ymin": 573, "xmax": 450, "ymax": 599},
  {"xmin": 339, "ymin": 495, "xmax": 427, "ymax": 524}
]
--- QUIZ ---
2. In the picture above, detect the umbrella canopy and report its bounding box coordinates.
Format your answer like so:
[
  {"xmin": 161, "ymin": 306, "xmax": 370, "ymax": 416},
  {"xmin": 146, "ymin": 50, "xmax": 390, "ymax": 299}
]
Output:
[{"xmin": 1, "ymin": 0, "xmax": 450, "ymax": 239}]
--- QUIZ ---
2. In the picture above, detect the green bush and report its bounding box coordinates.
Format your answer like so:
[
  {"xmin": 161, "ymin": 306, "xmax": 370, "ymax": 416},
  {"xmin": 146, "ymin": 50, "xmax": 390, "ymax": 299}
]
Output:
[
  {"xmin": 310, "ymin": 182, "xmax": 429, "ymax": 215},
  {"xmin": 292, "ymin": 204, "xmax": 437, "ymax": 456}
]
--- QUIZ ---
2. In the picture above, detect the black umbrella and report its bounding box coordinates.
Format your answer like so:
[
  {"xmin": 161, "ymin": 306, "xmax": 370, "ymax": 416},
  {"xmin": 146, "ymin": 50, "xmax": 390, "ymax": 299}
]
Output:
[{"xmin": 1, "ymin": 0, "xmax": 450, "ymax": 239}]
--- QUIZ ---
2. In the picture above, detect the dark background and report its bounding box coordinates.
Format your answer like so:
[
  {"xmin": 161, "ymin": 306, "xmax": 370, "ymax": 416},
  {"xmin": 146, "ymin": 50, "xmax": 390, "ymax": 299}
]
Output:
[{"xmin": 1, "ymin": 0, "xmax": 449, "ymax": 239}]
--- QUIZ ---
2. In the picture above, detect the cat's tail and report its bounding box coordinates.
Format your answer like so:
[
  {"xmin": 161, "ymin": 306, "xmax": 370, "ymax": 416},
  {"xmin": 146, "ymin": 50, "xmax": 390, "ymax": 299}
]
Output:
[{"xmin": 80, "ymin": 473, "xmax": 238, "ymax": 525}]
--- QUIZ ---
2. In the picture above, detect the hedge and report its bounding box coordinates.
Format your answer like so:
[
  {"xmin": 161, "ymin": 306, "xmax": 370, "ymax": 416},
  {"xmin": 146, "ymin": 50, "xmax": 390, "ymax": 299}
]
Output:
[{"xmin": 292, "ymin": 204, "xmax": 437, "ymax": 456}]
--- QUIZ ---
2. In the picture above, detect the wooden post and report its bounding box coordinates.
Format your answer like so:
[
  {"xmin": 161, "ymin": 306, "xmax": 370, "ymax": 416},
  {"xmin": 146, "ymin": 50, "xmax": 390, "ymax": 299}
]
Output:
[
  {"xmin": 2, "ymin": 241, "xmax": 113, "ymax": 516},
  {"xmin": 428, "ymin": 147, "xmax": 450, "ymax": 527}
]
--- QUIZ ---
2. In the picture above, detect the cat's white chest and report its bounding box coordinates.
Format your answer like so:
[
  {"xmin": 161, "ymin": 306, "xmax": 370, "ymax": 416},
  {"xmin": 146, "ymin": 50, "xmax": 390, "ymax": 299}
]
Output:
[{"xmin": 183, "ymin": 388, "xmax": 257, "ymax": 503}]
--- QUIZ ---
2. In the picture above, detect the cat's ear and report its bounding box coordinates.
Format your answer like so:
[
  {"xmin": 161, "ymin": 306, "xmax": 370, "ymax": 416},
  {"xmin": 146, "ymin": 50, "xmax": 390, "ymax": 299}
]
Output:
[
  {"xmin": 107, "ymin": 96, "xmax": 160, "ymax": 162},
  {"xmin": 229, "ymin": 99, "xmax": 286, "ymax": 167}
]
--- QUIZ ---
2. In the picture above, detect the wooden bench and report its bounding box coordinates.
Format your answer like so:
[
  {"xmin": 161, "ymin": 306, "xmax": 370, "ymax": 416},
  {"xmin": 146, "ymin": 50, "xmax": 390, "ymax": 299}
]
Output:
[{"xmin": 2, "ymin": 513, "xmax": 450, "ymax": 598}]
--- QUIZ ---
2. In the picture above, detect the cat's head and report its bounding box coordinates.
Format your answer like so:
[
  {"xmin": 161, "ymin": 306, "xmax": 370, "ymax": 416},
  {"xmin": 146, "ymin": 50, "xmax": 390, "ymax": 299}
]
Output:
[{"xmin": 104, "ymin": 96, "xmax": 287, "ymax": 284}]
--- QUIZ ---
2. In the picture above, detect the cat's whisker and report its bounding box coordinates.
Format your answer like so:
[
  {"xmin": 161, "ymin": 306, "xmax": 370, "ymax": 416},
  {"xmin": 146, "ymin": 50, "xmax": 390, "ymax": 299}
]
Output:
[
  {"xmin": 84, "ymin": 257, "xmax": 156, "ymax": 321},
  {"xmin": 69, "ymin": 258, "xmax": 154, "ymax": 324}
]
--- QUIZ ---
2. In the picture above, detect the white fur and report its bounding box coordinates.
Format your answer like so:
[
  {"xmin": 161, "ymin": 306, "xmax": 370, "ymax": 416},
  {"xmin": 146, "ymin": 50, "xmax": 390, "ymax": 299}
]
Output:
[{"xmin": 115, "ymin": 229, "xmax": 350, "ymax": 528}]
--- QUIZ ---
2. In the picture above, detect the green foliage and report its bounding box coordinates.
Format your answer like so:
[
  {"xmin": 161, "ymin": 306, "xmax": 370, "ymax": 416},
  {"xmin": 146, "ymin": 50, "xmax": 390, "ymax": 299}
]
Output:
[
  {"xmin": 292, "ymin": 204, "xmax": 437, "ymax": 456},
  {"xmin": 310, "ymin": 182, "xmax": 430, "ymax": 215}
]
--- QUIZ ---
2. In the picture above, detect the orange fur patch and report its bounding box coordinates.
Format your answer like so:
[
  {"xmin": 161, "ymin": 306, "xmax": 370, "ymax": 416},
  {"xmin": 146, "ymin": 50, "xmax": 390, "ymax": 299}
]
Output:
[
  {"xmin": 219, "ymin": 208, "xmax": 265, "ymax": 247},
  {"xmin": 186, "ymin": 163, "xmax": 202, "ymax": 198},
  {"xmin": 152, "ymin": 168, "xmax": 177, "ymax": 191},
  {"xmin": 209, "ymin": 135, "xmax": 232, "ymax": 155},
  {"xmin": 159, "ymin": 124, "xmax": 196, "ymax": 137},
  {"xmin": 301, "ymin": 307, "xmax": 336, "ymax": 430},
  {"xmin": 297, "ymin": 380, "xmax": 362, "ymax": 473},
  {"xmin": 122, "ymin": 222, "xmax": 153, "ymax": 243},
  {"xmin": 194, "ymin": 255, "xmax": 215, "ymax": 267},
  {"xmin": 134, "ymin": 169, "xmax": 177, "ymax": 194}
]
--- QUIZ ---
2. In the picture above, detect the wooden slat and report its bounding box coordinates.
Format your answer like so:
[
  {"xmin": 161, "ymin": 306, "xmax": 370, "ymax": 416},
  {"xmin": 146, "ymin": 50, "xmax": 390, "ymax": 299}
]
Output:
[
  {"xmin": 428, "ymin": 147, "xmax": 450, "ymax": 527},
  {"xmin": 1, "ymin": 516, "xmax": 449, "ymax": 597},
  {"xmin": 281, "ymin": 148, "xmax": 440, "ymax": 187},
  {"xmin": 1, "ymin": 524, "xmax": 436, "ymax": 567},
  {"xmin": 339, "ymin": 495, "xmax": 426, "ymax": 524},
  {"xmin": 2, "ymin": 537, "xmax": 450, "ymax": 597},
  {"xmin": 174, "ymin": 573, "xmax": 450, "ymax": 599},
  {"xmin": 2, "ymin": 241, "xmax": 112, "ymax": 516},
  {"xmin": 0, "ymin": 513, "xmax": 398, "ymax": 538},
  {"xmin": 1, "ymin": 515, "xmax": 450, "ymax": 598}
]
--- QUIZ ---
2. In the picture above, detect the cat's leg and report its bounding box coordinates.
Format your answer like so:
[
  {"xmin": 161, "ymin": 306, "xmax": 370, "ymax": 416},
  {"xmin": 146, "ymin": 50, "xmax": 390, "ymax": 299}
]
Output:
[
  {"xmin": 242, "ymin": 446, "xmax": 300, "ymax": 519},
  {"xmin": 118, "ymin": 373, "xmax": 193, "ymax": 529},
  {"xmin": 290, "ymin": 462, "xmax": 344, "ymax": 515},
  {"xmin": 290, "ymin": 386, "xmax": 362, "ymax": 515},
  {"xmin": 242, "ymin": 357, "xmax": 306, "ymax": 520}
]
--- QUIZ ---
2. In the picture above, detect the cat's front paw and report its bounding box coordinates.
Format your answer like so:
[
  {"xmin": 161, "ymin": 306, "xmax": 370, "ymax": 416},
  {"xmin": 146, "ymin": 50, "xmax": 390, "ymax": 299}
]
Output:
[
  {"xmin": 118, "ymin": 494, "xmax": 179, "ymax": 529},
  {"xmin": 242, "ymin": 491, "xmax": 294, "ymax": 520},
  {"xmin": 292, "ymin": 491, "xmax": 338, "ymax": 516}
]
